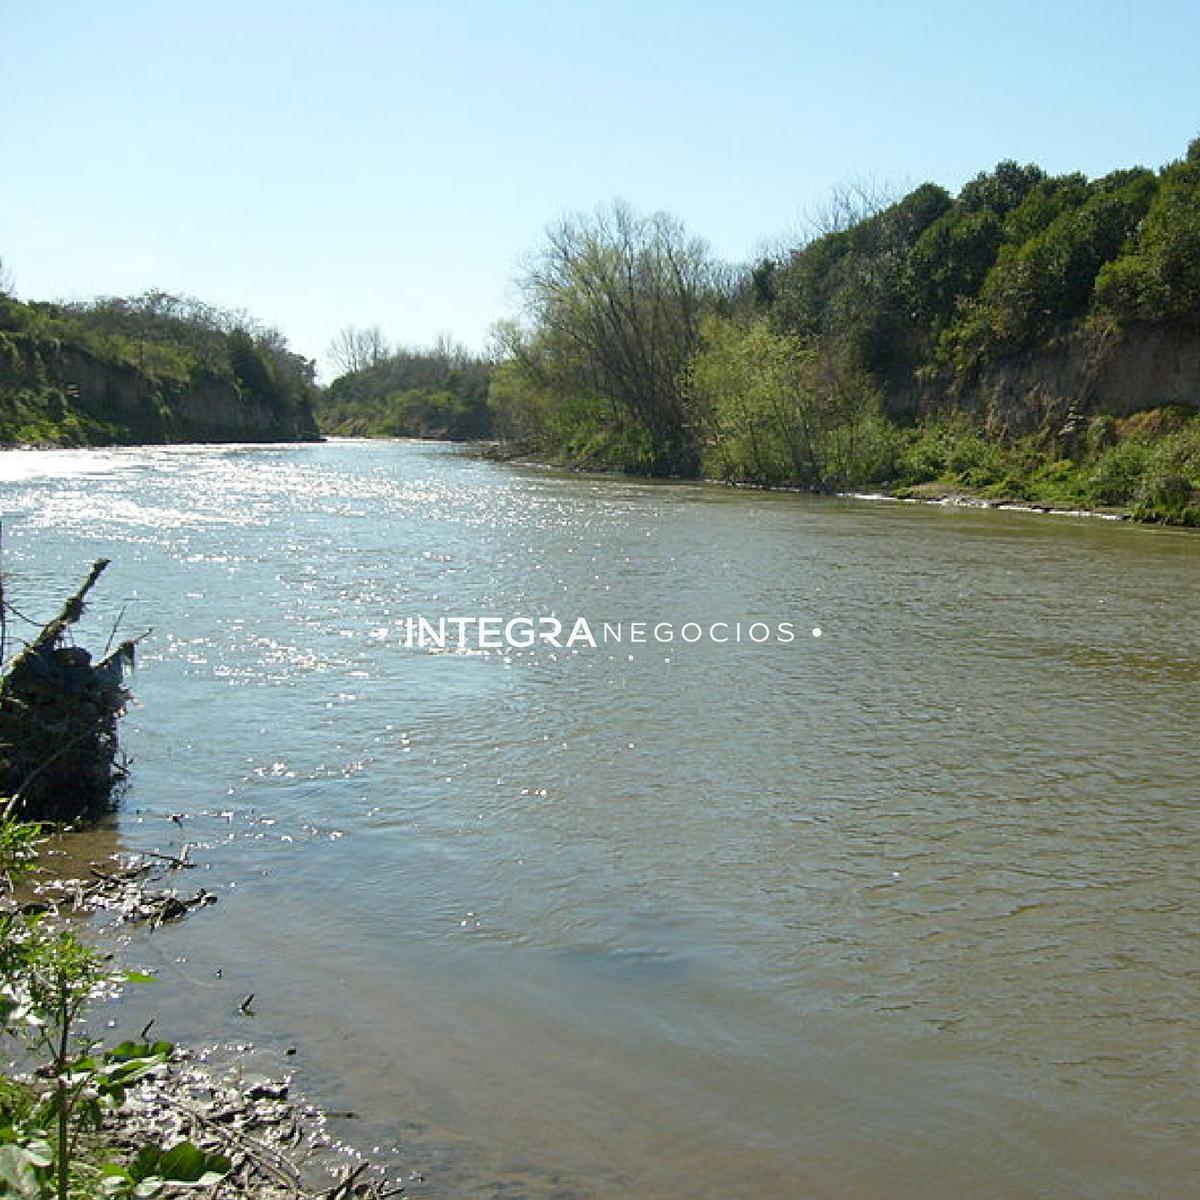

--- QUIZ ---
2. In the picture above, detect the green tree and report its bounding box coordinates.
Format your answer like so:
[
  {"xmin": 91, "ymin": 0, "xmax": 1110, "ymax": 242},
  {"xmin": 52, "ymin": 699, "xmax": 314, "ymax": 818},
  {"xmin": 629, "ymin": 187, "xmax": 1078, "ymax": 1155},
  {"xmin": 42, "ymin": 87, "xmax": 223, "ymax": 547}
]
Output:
[
  {"xmin": 688, "ymin": 316, "xmax": 895, "ymax": 488},
  {"xmin": 946, "ymin": 168, "xmax": 1157, "ymax": 356},
  {"xmin": 1095, "ymin": 147, "xmax": 1200, "ymax": 324},
  {"xmin": 905, "ymin": 208, "xmax": 1003, "ymax": 330},
  {"xmin": 227, "ymin": 327, "xmax": 281, "ymax": 409},
  {"xmin": 772, "ymin": 183, "xmax": 950, "ymax": 375},
  {"xmin": 957, "ymin": 160, "xmax": 1047, "ymax": 217},
  {"xmin": 318, "ymin": 338, "xmax": 493, "ymax": 439},
  {"xmin": 513, "ymin": 200, "xmax": 719, "ymax": 475}
]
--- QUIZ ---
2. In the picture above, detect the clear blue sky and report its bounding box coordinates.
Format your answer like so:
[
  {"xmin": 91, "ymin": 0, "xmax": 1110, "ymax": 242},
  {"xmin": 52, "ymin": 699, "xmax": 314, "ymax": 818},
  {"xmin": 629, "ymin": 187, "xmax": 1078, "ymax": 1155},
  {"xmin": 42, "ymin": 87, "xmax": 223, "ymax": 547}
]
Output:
[{"xmin": 3, "ymin": 0, "xmax": 1198, "ymax": 375}]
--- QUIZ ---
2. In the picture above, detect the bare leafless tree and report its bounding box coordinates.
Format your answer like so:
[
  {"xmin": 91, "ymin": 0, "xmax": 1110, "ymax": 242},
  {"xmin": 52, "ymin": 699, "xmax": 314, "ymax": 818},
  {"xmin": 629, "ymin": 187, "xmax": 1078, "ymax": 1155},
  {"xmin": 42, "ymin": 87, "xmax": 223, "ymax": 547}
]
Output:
[
  {"xmin": 327, "ymin": 325, "xmax": 391, "ymax": 375},
  {"xmin": 801, "ymin": 176, "xmax": 899, "ymax": 242}
]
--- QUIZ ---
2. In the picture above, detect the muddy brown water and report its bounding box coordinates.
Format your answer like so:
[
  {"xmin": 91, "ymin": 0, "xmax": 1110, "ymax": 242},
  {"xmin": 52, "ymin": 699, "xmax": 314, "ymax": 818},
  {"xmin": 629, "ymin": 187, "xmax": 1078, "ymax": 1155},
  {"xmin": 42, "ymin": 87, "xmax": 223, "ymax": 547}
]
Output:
[{"xmin": 2, "ymin": 440, "xmax": 1198, "ymax": 1199}]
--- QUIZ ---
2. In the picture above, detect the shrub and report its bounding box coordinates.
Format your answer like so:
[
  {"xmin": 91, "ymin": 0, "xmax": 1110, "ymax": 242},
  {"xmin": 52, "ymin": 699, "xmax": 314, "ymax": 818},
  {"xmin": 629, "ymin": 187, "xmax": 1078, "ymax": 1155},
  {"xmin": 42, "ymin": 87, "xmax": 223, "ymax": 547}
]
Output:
[{"xmin": 1088, "ymin": 439, "xmax": 1153, "ymax": 504}]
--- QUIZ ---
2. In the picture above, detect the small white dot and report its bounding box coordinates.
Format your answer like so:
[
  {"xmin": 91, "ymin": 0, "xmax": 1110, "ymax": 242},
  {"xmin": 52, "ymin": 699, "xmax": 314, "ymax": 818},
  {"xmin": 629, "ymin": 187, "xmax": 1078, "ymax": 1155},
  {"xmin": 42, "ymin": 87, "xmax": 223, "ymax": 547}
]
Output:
[{"xmin": 812, "ymin": 627, "xmax": 822, "ymax": 638}]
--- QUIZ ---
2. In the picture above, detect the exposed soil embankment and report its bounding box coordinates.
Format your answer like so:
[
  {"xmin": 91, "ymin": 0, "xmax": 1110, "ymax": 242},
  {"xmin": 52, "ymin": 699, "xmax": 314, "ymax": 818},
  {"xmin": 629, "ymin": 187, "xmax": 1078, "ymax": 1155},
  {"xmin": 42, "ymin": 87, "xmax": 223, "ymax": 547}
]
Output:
[
  {"xmin": 891, "ymin": 323, "xmax": 1200, "ymax": 432},
  {"xmin": 0, "ymin": 335, "xmax": 319, "ymax": 445}
]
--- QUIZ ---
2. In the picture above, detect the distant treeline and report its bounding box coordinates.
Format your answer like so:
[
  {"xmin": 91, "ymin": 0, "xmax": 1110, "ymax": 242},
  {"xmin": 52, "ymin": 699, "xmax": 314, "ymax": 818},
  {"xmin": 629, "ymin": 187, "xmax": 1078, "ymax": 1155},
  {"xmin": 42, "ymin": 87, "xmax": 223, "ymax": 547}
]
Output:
[
  {"xmin": 489, "ymin": 136, "xmax": 1200, "ymax": 522},
  {"xmin": 6, "ymin": 134, "xmax": 1199, "ymax": 520},
  {"xmin": 0, "ymin": 288, "xmax": 319, "ymax": 444},
  {"xmin": 316, "ymin": 331, "xmax": 491, "ymax": 440}
]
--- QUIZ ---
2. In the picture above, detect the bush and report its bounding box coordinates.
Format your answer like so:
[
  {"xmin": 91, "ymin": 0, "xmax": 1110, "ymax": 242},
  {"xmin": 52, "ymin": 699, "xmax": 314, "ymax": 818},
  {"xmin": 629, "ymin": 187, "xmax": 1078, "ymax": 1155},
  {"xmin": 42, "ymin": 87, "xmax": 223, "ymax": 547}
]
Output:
[
  {"xmin": 1087, "ymin": 439, "xmax": 1153, "ymax": 504},
  {"xmin": 688, "ymin": 315, "xmax": 894, "ymax": 489}
]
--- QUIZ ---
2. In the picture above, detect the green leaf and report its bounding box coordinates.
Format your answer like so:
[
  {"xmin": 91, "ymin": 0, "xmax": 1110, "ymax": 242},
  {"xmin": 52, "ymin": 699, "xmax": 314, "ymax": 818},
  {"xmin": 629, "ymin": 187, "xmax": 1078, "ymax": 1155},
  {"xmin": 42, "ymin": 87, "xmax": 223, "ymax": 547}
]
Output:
[
  {"xmin": 130, "ymin": 1142, "xmax": 230, "ymax": 1186},
  {"xmin": 106, "ymin": 1040, "xmax": 173, "ymax": 1063},
  {"xmin": 99, "ymin": 1174, "xmax": 125, "ymax": 1196},
  {"xmin": 18, "ymin": 1139, "xmax": 53, "ymax": 1169},
  {"xmin": 158, "ymin": 1141, "xmax": 227, "ymax": 1182},
  {"xmin": 0, "ymin": 1142, "xmax": 49, "ymax": 1198},
  {"xmin": 129, "ymin": 1144, "xmax": 161, "ymax": 1182}
]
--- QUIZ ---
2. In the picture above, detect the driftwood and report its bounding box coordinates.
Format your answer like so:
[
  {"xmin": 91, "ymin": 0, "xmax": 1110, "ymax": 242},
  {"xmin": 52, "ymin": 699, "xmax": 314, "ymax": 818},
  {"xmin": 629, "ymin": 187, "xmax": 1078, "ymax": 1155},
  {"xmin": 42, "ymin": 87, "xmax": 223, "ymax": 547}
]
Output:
[
  {"xmin": 0, "ymin": 556, "xmax": 142, "ymax": 822},
  {"xmin": 107, "ymin": 1050, "xmax": 405, "ymax": 1200},
  {"xmin": 12, "ymin": 844, "xmax": 405, "ymax": 1200},
  {"xmin": 0, "ymin": 547, "xmax": 407, "ymax": 1199},
  {"xmin": 11, "ymin": 849, "xmax": 216, "ymax": 927}
]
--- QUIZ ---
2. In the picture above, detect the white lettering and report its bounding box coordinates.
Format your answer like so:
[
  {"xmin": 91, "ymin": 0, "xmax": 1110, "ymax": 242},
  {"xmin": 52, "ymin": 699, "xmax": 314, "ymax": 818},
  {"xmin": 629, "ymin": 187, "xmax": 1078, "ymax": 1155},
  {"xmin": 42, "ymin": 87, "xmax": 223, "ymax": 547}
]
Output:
[
  {"xmin": 565, "ymin": 617, "xmax": 597, "ymax": 648},
  {"xmin": 506, "ymin": 617, "xmax": 535, "ymax": 648}
]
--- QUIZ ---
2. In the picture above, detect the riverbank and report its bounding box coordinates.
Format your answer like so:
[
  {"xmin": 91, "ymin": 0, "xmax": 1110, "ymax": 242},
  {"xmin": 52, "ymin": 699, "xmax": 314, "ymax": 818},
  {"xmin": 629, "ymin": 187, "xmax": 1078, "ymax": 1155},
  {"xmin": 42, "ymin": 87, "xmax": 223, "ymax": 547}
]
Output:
[
  {"xmin": 1, "ymin": 831, "xmax": 405, "ymax": 1200},
  {"xmin": 0, "ymin": 553, "xmax": 402, "ymax": 1198},
  {"xmin": 843, "ymin": 484, "xmax": 1128, "ymax": 520},
  {"xmin": 0, "ymin": 293, "xmax": 320, "ymax": 446},
  {"xmin": 472, "ymin": 429, "xmax": 1199, "ymax": 526}
]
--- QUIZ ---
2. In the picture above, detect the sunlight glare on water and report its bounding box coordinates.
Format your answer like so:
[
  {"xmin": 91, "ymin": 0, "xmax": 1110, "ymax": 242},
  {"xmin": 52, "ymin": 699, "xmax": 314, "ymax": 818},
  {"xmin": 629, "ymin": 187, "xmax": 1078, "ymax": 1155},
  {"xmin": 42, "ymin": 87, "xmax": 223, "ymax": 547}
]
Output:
[{"xmin": 2, "ymin": 440, "xmax": 1198, "ymax": 1200}]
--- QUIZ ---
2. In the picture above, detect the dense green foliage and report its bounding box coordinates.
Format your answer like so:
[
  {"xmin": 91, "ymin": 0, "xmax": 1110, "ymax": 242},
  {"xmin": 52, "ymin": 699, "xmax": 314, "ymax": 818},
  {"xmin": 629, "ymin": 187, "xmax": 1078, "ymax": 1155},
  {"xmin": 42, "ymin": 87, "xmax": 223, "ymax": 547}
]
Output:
[
  {"xmin": 491, "ymin": 201, "xmax": 724, "ymax": 475},
  {"xmin": 316, "ymin": 340, "xmax": 493, "ymax": 440},
  {"xmin": 890, "ymin": 408, "xmax": 1200, "ymax": 524},
  {"xmin": 1094, "ymin": 140, "xmax": 1200, "ymax": 324},
  {"xmin": 488, "ymin": 139, "xmax": 1200, "ymax": 522},
  {"xmin": 688, "ymin": 316, "xmax": 896, "ymax": 489},
  {"xmin": 0, "ymin": 291, "xmax": 319, "ymax": 445}
]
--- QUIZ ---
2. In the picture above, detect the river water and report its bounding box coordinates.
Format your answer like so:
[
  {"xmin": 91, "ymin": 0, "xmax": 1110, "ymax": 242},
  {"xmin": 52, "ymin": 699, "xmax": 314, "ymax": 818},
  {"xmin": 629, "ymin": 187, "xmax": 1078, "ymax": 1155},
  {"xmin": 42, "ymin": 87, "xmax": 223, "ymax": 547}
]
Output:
[{"xmin": 2, "ymin": 440, "xmax": 1197, "ymax": 1199}]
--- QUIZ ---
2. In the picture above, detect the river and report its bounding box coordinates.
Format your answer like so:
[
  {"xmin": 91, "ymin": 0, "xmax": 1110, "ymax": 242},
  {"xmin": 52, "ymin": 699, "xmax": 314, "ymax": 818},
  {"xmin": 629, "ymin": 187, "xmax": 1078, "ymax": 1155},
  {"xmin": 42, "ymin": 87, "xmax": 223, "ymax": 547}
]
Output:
[{"xmin": 2, "ymin": 439, "xmax": 1197, "ymax": 1199}]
